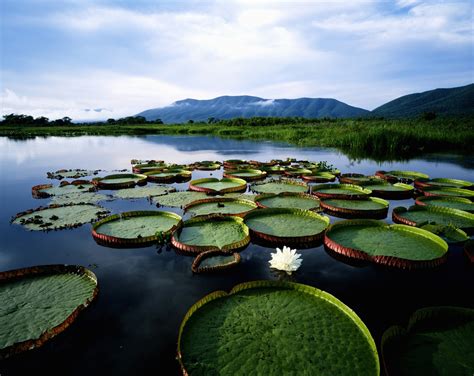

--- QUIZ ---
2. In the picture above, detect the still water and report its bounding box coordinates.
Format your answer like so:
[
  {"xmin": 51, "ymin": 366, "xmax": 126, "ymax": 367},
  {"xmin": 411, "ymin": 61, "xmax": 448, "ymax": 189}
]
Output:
[{"xmin": 0, "ymin": 135, "xmax": 473, "ymax": 375}]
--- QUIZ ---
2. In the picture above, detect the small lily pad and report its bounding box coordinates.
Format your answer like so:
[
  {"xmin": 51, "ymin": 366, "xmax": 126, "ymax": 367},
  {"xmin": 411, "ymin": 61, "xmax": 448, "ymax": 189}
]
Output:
[
  {"xmin": 46, "ymin": 169, "xmax": 98, "ymax": 180},
  {"xmin": 93, "ymin": 174, "xmax": 147, "ymax": 189},
  {"xmin": 250, "ymin": 180, "xmax": 308, "ymax": 194},
  {"xmin": 189, "ymin": 178, "xmax": 247, "ymax": 194},
  {"xmin": 376, "ymin": 170, "xmax": 429, "ymax": 183},
  {"xmin": 191, "ymin": 250, "xmax": 241, "ymax": 273},
  {"xmin": 145, "ymin": 169, "xmax": 192, "ymax": 183}
]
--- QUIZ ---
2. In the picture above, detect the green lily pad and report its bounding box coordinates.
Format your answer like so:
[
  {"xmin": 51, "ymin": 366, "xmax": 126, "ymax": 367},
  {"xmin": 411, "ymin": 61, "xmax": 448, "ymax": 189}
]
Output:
[
  {"xmin": 301, "ymin": 171, "xmax": 336, "ymax": 182},
  {"xmin": 92, "ymin": 210, "xmax": 182, "ymax": 246},
  {"xmin": 114, "ymin": 185, "xmax": 176, "ymax": 199},
  {"xmin": 382, "ymin": 306, "xmax": 474, "ymax": 376},
  {"xmin": 415, "ymin": 177, "xmax": 474, "ymax": 190},
  {"xmin": 153, "ymin": 191, "xmax": 210, "ymax": 207},
  {"xmin": 338, "ymin": 174, "xmax": 383, "ymax": 185},
  {"xmin": 50, "ymin": 191, "xmax": 110, "ymax": 205},
  {"xmin": 189, "ymin": 178, "xmax": 247, "ymax": 194},
  {"xmin": 393, "ymin": 205, "xmax": 474, "ymax": 233},
  {"xmin": 244, "ymin": 208, "xmax": 329, "ymax": 245},
  {"xmin": 195, "ymin": 161, "xmax": 221, "ymax": 170},
  {"xmin": 324, "ymin": 220, "xmax": 448, "ymax": 268},
  {"xmin": 224, "ymin": 169, "xmax": 266, "ymax": 181},
  {"xmin": 312, "ymin": 184, "xmax": 372, "ymax": 199},
  {"xmin": 419, "ymin": 223, "xmax": 469, "ymax": 244},
  {"xmin": 191, "ymin": 250, "xmax": 241, "ymax": 273},
  {"xmin": 320, "ymin": 197, "xmax": 389, "ymax": 219},
  {"xmin": 32, "ymin": 182, "xmax": 95, "ymax": 198},
  {"xmin": 377, "ymin": 170, "xmax": 429, "ymax": 182},
  {"xmin": 171, "ymin": 215, "xmax": 250, "ymax": 253},
  {"xmin": 0, "ymin": 265, "xmax": 98, "ymax": 358},
  {"xmin": 184, "ymin": 198, "xmax": 257, "ymax": 216},
  {"xmin": 250, "ymin": 180, "xmax": 308, "ymax": 194},
  {"xmin": 132, "ymin": 162, "xmax": 168, "ymax": 173},
  {"xmin": 178, "ymin": 280, "xmax": 379, "ymax": 376},
  {"xmin": 144, "ymin": 169, "xmax": 192, "ymax": 183},
  {"xmin": 93, "ymin": 174, "xmax": 147, "ymax": 189},
  {"xmin": 415, "ymin": 196, "xmax": 474, "ymax": 213},
  {"xmin": 260, "ymin": 165, "xmax": 285, "ymax": 174},
  {"xmin": 255, "ymin": 192, "xmax": 320, "ymax": 211},
  {"xmin": 421, "ymin": 186, "xmax": 474, "ymax": 199},
  {"xmin": 12, "ymin": 204, "xmax": 109, "ymax": 231},
  {"xmin": 284, "ymin": 167, "xmax": 313, "ymax": 177}
]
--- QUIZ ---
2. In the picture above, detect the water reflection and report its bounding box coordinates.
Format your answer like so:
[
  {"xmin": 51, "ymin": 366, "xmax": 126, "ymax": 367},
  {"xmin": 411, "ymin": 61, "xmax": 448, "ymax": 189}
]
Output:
[{"xmin": 0, "ymin": 135, "xmax": 473, "ymax": 376}]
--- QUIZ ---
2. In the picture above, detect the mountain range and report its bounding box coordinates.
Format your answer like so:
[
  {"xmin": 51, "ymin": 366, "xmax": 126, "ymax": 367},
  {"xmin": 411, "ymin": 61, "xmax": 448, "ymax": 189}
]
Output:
[{"xmin": 137, "ymin": 83, "xmax": 473, "ymax": 123}]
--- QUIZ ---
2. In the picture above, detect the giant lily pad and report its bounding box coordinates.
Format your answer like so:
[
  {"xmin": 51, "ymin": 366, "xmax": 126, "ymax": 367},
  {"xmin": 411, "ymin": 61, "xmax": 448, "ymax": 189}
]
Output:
[
  {"xmin": 189, "ymin": 178, "xmax": 247, "ymax": 194},
  {"xmin": 338, "ymin": 173, "xmax": 383, "ymax": 185},
  {"xmin": 184, "ymin": 197, "xmax": 257, "ymax": 217},
  {"xmin": 381, "ymin": 306, "xmax": 474, "ymax": 376},
  {"xmin": 223, "ymin": 169, "xmax": 266, "ymax": 181},
  {"xmin": 376, "ymin": 170, "xmax": 429, "ymax": 183},
  {"xmin": 223, "ymin": 159, "xmax": 247, "ymax": 169},
  {"xmin": 32, "ymin": 180, "xmax": 95, "ymax": 198},
  {"xmin": 414, "ymin": 177, "xmax": 474, "ymax": 190},
  {"xmin": 93, "ymin": 174, "xmax": 147, "ymax": 189},
  {"xmin": 255, "ymin": 192, "xmax": 320, "ymax": 211},
  {"xmin": 419, "ymin": 223, "xmax": 469, "ymax": 244},
  {"xmin": 12, "ymin": 204, "xmax": 109, "ymax": 231},
  {"xmin": 50, "ymin": 191, "xmax": 110, "ymax": 205},
  {"xmin": 153, "ymin": 191, "xmax": 210, "ymax": 208},
  {"xmin": 415, "ymin": 196, "xmax": 474, "ymax": 213},
  {"xmin": 421, "ymin": 186, "xmax": 474, "ymax": 199},
  {"xmin": 260, "ymin": 165, "xmax": 285, "ymax": 174},
  {"xmin": 114, "ymin": 185, "xmax": 176, "ymax": 199},
  {"xmin": 178, "ymin": 280, "xmax": 379, "ymax": 376},
  {"xmin": 392, "ymin": 205, "xmax": 474, "ymax": 234},
  {"xmin": 283, "ymin": 167, "xmax": 313, "ymax": 177},
  {"xmin": 191, "ymin": 250, "xmax": 241, "ymax": 273},
  {"xmin": 144, "ymin": 169, "xmax": 192, "ymax": 183},
  {"xmin": 92, "ymin": 210, "xmax": 182, "ymax": 247},
  {"xmin": 324, "ymin": 220, "xmax": 448, "ymax": 269},
  {"xmin": 0, "ymin": 264, "xmax": 98, "ymax": 358},
  {"xmin": 301, "ymin": 171, "xmax": 336, "ymax": 183},
  {"xmin": 194, "ymin": 161, "xmax": 221, "ymax": 170},
  {"xmin": 320, "ymin": 197, "xmax": 389, "ymax": 219},
  {"xmin": 312, "ymin": 184, "xmax": 372, "ymax": 199},
  {"xmin": 244, "ymin": 208, "xmax": 329, "ymax": 246},
  {"xmin": 171, "ymin": 215, "xmax": 250, "ymax": 254},
  {"xmin": 132, "ymin": 162, "xmax": 168, "ymax": 173},
  {"xmin": 361, "ymin": 182, "xmax": 414, "ymax": 200},
  {"xmin": 250, "ymin": 180, "xmax": 308, "ymax": 194}
]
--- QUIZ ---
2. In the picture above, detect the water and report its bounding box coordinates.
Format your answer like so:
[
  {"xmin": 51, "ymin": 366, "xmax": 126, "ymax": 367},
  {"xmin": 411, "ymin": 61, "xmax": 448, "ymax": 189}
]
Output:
[{"xmin": 0, "ymin": 135, "xmax": 473, "ymax": 375}]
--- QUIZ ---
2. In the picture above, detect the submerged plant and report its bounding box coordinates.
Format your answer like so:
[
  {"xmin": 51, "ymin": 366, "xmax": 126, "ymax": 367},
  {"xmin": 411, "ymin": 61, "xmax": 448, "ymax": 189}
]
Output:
[{"xmin": 269, "ymin": 246, "xmax": 302, "ymax": 275}]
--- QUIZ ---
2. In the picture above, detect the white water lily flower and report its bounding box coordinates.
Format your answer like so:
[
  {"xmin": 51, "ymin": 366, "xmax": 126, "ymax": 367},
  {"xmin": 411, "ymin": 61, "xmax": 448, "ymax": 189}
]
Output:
[{"xmin": 269, "ymin": 246, "xmax": 302, "ymax": 275}]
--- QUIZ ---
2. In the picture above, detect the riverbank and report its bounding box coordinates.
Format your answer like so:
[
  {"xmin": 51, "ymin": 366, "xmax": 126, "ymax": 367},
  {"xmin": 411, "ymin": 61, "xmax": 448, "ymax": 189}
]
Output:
[{"xmin": 1, "ymin": 117, "xmax": 473, "ymax": 161}]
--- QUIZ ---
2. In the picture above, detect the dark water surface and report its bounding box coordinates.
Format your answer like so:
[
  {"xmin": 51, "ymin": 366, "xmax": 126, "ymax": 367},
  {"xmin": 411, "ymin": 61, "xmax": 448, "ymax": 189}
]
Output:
[{"xmin": 1, "ymin": 135, "xmax": 473, "ymax": 375}]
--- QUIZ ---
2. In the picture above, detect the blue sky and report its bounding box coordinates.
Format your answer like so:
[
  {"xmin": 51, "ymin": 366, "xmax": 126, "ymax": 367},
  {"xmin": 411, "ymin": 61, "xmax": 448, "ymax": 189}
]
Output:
[{"xmin": 1, "ymin": 0, "xmax": 472, "ymax": 120}]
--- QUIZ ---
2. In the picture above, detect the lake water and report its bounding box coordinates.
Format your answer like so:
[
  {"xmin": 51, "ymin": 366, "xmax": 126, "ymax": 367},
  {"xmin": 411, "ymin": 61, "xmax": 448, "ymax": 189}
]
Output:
[{"xmin": 1, "ymin": 135, "xmax": 473, "ymax": 375}]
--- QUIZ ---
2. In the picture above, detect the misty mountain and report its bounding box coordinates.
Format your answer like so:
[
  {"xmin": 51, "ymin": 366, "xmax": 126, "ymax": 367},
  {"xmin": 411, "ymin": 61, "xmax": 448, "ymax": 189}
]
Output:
[{"xmin": 137, "ymin": 95, "xmax": 370, "ymax": 123}]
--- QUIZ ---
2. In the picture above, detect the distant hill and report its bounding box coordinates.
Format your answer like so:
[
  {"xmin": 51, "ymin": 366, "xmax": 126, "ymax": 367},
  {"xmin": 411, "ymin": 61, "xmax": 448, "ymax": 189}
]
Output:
[
  {"xmin": 372, "ymin": 83, "xmax": 474, "ymax": 118},
  {"xmin": 137, "ymin": 95, "xmax": 370, "ymax": 123}
]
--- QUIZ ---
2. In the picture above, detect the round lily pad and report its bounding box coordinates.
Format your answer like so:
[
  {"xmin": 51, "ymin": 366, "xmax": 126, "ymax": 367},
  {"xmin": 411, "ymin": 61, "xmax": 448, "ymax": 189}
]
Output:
[
  {"xmin": 0, "ymin": 264, "xmax": 98, "ymax": 359},
  {"xmin": 223, "ymin": 169, "xmax": 267, "ymax": 181},
  {"xmin": 320, "ymin": 197, "xmax": 389, "ymax": 219},
  {"xmin": 12, "ymin": 204, "xmax": 109, "ymax": 231},
  {"xmin": 312, "ymin": 184, "xmax": 372, "ymax": 199},
  {"xmin": 392, "ymin": 205, "xmax": 474, "ymax": 234},
  {"xmin": 93, "ymin": 174, "xmax": 147, "ymax": 189},
  {"xmin": 419, "ymin": 223, "xmax": 469, "ymax": 244},
  {"xmin": 381, "ymin": 306, "xmax": 474, "ymax": 376},
  {"xmin": 260, "ymin": 165, "xmax": 285, "ymax": 174},
  {"xmin": 283, "ymin": 167, "xmax": 313, "ymax": 177},
  {"xmin": 50, "ymin": 191, "xmax": 109, "ymax": 205},
  {"xmin": 132, "ymin": 162, "xmax": 168, "ymax": 173},
  {"xmin": 223, "ymin": 159, "xmax": 248, "ymax": 170},
  {"xmin": 255, "ymin": 192, "xmax": 320, "ymax": 211},
  {"xmin": 144, "ymin": 169, "xmax": 192, "ymax": 183},
  {"xmin": 415, "ymin": 196, "xmax": 474, "ymax": 213},
  {"xmin": 375, "ymin": 170, "xmax": 429, "ymax": 183},
  {"xmin": 184, "ymin": 197, "xmax": 257, "ymax": 217},
  {"xmin": 114, "ymin": 185, "xmax": 176, "ymax": 199},
  {"xmin": 414, "ymin": 177, "xmax": 474, "ymax": 190},
  {"xmin": 92, "ymin": 210, "xmax": 182, "ymax": 247},
  {"xmin": 46, "ymin": 169, "xmax": 98, "ymax": 180},
  {"xmin": 32, "ymin": 180, "xmax": 95, "ymax": 198},
  {"xmin": 244, "ymin": 208, "xmax": 330, "ymax": 246},
  {"xmin": 171, "ymin": 215, "xmax": 250, "ymax": 254},
  {"xmin": 362, "ymin": 182, "xmax": 414, "ymax": 200},
  {"xmin": 191, "ymin": 250, "xmax": 241, "ymax": 273},
  {"xmin": 324, "ymin": 219, "xmax": 448, "ymax": 269},
  {"xmin": 250, "ymin": 180, "xmax": 308, "ymax": 194},
  {"xmin": 338, "ymin": 174, "xmax": 383, "ymax": 185},
  {"xmin": 178, "ymin": 280, "xmax": 379, "ymax": 376},
  {"xmin": 421, "ymin": 186, "xmax": 474, "ymax": 199},
  {"xmin": 154, "ymin": 191, "xmax": 210, "ymax": 208},
  {"xmin": 301, "ymin": 171, "xmax": 336, "ymax": 183},
  {"xmin": 189, "ymin": 178, "xmax": 247, "ymax": 194},
  {"xmin": 195, "ymin": 161, "xmax": 221, "ymax": 170}
]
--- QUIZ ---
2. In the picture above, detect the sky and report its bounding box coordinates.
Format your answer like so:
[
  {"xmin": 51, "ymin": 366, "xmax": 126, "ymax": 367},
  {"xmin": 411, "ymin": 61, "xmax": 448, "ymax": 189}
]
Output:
[{"xmin": 0, "ymin": 0, "xmax": 472, "ymax": 121}]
